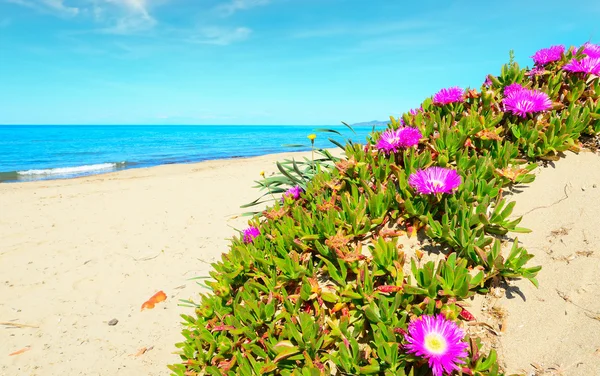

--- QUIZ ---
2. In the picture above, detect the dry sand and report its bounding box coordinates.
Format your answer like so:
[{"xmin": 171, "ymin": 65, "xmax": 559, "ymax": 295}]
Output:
[
  {"xmin": 497, "ymin": 152, "xmax": 600, "ymax": 375},
  {"xmin": 1, "ymin": 150, "xmax": 599, "ymax": 376}
]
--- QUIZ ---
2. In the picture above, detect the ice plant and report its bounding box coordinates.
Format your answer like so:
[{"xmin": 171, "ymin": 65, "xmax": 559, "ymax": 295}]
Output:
[
  {"xmin": 503, "ymin": 83, "xmax": 525, "ymax": 96},
  {"xmin": 562, "ymin": 57, "xmax": 600, "ymax": 75},
  {"xmin": 483, "ymin": 76, "xmax": 492, "ymax": 87},
  {"xmin": 282, "ymin": 185, "xmax": 303, "ymax": 200},
  {"xmin": 432, "ymin": 87, "xmax": 464, "ymax": 105},
  {"xmin": 582, "ymin": 42, "xmax": 600, "ymax": 58},
  {"xmin": 526, "ymin": 66, "xmax": 546, "ymax": 76},
  {"xmin": 409, "ymin": 106, "xmax": 423, "ymax": 115},
  {"xmin": 408, "ymin": 167, "xmax": 461, "ymax": 194},
  {"xmin": 503, "ymin": 88, "xmax": 552, "ymax": 118},
  {"xmin": 242, "ymin": 226, "xmax": 260, "ymax": 244},
  {"xmin": 530, "ymin": 45, "xmax": 564, "ymax": 65},
  {"xmin": 376, "ymin": 127, "xmax": 422, "ymax": 153},
  {"xmin": 405, "ymin": 314, "xmax": 469, "ymax": 376}
]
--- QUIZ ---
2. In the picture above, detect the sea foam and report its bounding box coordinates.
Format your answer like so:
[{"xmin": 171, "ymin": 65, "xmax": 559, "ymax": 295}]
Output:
[{"xmin": 17, "ymin": 163, "xmax": 121, "ymax": 176}]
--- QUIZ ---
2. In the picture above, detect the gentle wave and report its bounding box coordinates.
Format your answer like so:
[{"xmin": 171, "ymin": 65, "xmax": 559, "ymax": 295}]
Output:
[{"xmin": 17, "ymin": 162, "xmax": 126, "ymax": 176}]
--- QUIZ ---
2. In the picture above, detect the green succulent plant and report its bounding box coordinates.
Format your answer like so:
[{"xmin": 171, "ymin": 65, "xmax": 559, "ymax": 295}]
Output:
[{"xmin": 171, "ymin": 45, "xmax": 599, "ymax": 376}]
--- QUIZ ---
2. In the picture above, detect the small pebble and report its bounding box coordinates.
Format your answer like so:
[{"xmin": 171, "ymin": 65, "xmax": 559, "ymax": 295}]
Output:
[
  {"xmin": 593, "ymin": 184, "xmax": 597, "ymax": 188},
  {"xmin": 108, "ymin": 319, "xmax": 118, "ymax": 326}
]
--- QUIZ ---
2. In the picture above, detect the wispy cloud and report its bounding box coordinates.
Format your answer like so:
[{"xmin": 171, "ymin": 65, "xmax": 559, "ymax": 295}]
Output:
[
  {"xmin": 5, "ymin": 0, "xmax": 79, "ymax": 16},
  {"xmin": 5, "ymin": 0, "xmax": 257, "ymax": 45},
  {"xmin": 187, "ymin": 27, "xmax": 252, "ymax": 45},
  {"xmin": 216, "ymin": 0, "xmax": 270, "ymax": 16},
  {"xmin": 93, "ymin": 0, "xmax": 157, "ymax": 34},
  {"xmin": 5, "ymin": 0, "xmax": 159, "ymax": 34}
]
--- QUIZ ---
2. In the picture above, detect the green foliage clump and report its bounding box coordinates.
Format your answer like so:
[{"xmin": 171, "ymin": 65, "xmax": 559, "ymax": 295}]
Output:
[{"xmin": 170, "ymin": 46, "xmax": 600, "ymax": 376}]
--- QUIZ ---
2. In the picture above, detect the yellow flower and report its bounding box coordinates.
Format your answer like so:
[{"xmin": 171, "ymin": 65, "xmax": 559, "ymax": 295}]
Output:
[
  {"xmin": 260, "ymin": 170, "xmax": 265, "ymax": 177},
  {"xmin": 307, "ymin": 134, "xmax": 317, "ymax": 141}
]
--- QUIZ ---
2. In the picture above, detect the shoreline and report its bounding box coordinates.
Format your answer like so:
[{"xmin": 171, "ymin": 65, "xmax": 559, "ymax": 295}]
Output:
[
  {"xmin": 0, "ymin": 147, "xmax": 339, "ymax": 184},
  {"xmin": 0, "ymin": 124, "xmax": 376, "ymax": 184}
]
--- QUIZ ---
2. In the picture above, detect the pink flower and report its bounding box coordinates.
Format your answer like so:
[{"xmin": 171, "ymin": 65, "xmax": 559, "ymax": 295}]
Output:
[
  {"xmin": 376, "ymin": 127, "xmax": 422, "ymax": 153},
  {"xmin": 432, "ymin": 87, "xmax": 464, "ymax": 105},
  {"xmin": 531, "ymin": 45, "xmax": 564, "ymax": 65},
  {"xmin": 483, "ymin": 76, "xmax": 492, "ymax": 87},
  {"xmin": 562, "ymin": 57, "xmax": 600, "ymax": 75},
  {"xmin": 282, "ymin": 185, "xmax": 303, "ymax": 201},
  {"xmin": 503, "ymin": 88, "xmax": 552, "ymax": 117},
  {"xmin": 503, "ymin": 83, "xmax": 525, "ymax": 96},
  {"xmin": 582, "ymin": 43, "xmax": 600, "ymax": 58},
  {"xmin": 242, "ymin": 226, "xmax": 260, "ymax": 243},
  {"xmin": 408, "ymin": 167, "xmax": 461, "ymax": 194},
  {"xmin": 526, "ymin": 66, "xmax": 546, "ymax": 76},
  {"xmin": 405, "ymin": 314, "xmax": 469, "ymax": 376},
  {"xmin": 409, "ymin": 107, "xmax": 423, "ymax": 116}
]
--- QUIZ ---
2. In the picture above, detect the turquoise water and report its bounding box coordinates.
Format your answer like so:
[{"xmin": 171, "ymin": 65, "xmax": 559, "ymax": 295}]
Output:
[{"xmin": 0, "ymin": 125, "xmax": 378, "ymax": 183}]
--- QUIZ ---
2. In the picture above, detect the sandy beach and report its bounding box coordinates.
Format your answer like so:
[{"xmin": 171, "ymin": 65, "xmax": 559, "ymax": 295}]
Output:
[{"xmin": 1, "ymin": 150, "xmax": 599, "ymax": 376}]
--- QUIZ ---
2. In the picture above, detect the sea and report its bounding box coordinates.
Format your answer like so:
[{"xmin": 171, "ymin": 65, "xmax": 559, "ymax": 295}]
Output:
[{"xmin": 0, "ymin": 125, "xmax": 380, "ymax": 183}]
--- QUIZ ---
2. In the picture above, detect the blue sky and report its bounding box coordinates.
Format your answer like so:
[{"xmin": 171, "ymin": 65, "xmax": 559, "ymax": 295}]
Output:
[{"xmin": 0, "ymin": 0, "xmax": 599, "ymax": 125}]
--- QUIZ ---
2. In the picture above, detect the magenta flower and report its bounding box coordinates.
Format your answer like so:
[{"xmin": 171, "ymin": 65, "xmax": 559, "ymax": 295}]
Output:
[
  {"xmin": 503, "ymin": 83, "xmax": 525, "ymax": 96},
  {"xmin": 376, "ymin": 127, "xmax": 422, "ymax": 153},
  {"xmin": 483, "ymin": 76, "xmax": 492, "ymax": 87},
  {"xmin": 405, "ymin": 314, "xmax": 469, "ymax": 376},
  {"xmin": 242, "ymin": 226, "xmax": 260, "ymax": 244},
  {"xmin": 432, "ymin": 87, "xmax": 464, "ymax": 105},
  {"xmin": 503, "ymin": 88, "xmax": 552, "ymax": 117},
  {"xmin": 282, "ymin": 185, "xmax": 303, "ymax": 200},
  {"xmin": 562, "ymin": 57, "xmax": 600, "ymax": 75},
  {"xmin": 526, "ymin": 66, "xmax": 546, "ymax": 76},
  {"xmin": 531, "ymin": 45, "xmax": 564, "ymax": 65},
  {"xmin": 409, "ymin": 107, "xmax": 423, "ymax": 116},
  {"xmin": 582, "ymin": 43, "xmax": 600, "ymax": 58},
  {"xmin": 408, "ymin": 167, "xmax": 461, "ymax": 194}
]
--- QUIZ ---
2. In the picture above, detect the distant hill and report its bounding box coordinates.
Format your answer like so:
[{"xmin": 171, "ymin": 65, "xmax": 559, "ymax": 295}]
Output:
[{"xmin": 350, "ymin": 120, "xmax": 389, "ymax": 127}]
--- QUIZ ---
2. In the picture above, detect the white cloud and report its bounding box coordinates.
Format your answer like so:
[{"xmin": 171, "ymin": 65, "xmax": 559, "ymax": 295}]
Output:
[
  {"xmin": 188, "ymin": 27, "xmax": 252, "ymax": 45},
  {"xmin": 4, "ymin": 0, "xmax": 159, "ymax": 33},
  {"xmin": 4, "ymin": 0, "xmax": 255, "ymax": 43},
  {"xmin": 94, "ymin": 0, "xmax": 157, "ymax": 34},
  {"xmin": 106, "ymin": 0, "xmax": 151, "ymax": 19},
  {"xmin": 5, "ymin": 0, "xmax": 79, "ymax": 16},
  {"xmin": 216, "ymin": 0, "xmax": 270, "ymax": 16},
  {"xmin": 44, "ymin": 0, "xmax": 79, "ymax": 15},
  {"xmin": 98, "ymin": 13, "xmax": 156, "ymax": 34}
]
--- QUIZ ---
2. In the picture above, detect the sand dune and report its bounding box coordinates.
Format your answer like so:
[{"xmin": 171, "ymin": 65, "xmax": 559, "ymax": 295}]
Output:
[{"xmin": 1, "ymin": 150, "xmax": 599, "ymax": 375}]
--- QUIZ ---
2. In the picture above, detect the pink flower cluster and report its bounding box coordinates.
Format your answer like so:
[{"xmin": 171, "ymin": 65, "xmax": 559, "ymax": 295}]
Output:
[
  {"xmin": 503, "ymin": 85, "xmax": 552, "ymax": 118},
  {"xmin": 531, "ymin": 45, "xmax": 564, "ymax": 65},
  {"xmin": 432, "ymin": 87, "xmax": 464, "ymax": 105},
  {"xmin": 376, "ymin": 127, "xmax": 422, "ymax": 154},
  {"xmin": 408, "ymin": 167, "xmax": 461, "ymax": 194},
  {"xmin": 562, "ymin": 43, "xmax": 600, "ymax": 76},
  {"xmin": 282, "ymin": 185, "xmax": 303, "ymax": 201},
  {"xmin": 503, "ymin": 83, "xmax": 525, "ymax": 97},
  {"xmin": 582, "ymin": 42, "xmax": 600, "ymax": 58},
  {"xmin": 242, "ymin": 226, "xmax": 260, "ymax": 244},
  {"xmin": 404, "ymin": 314, "xmax": 469, "ymax": 376},
  {"xmin": 563, "ymin": 57, "xmax": 600, "ymax": 75}
]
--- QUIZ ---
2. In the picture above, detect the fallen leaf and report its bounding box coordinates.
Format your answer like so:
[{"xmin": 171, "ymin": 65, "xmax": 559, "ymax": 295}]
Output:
[
  {"xmin": 141, "ymin": 290, "xmax": 167, "ymax": 311},
  {"xmin": 132, "ymin": 346, "xmax": 154, "ymax": 357},
  {"xmin": 9, "ymin": 347, "xmax": 30, "ymax": 356}
]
